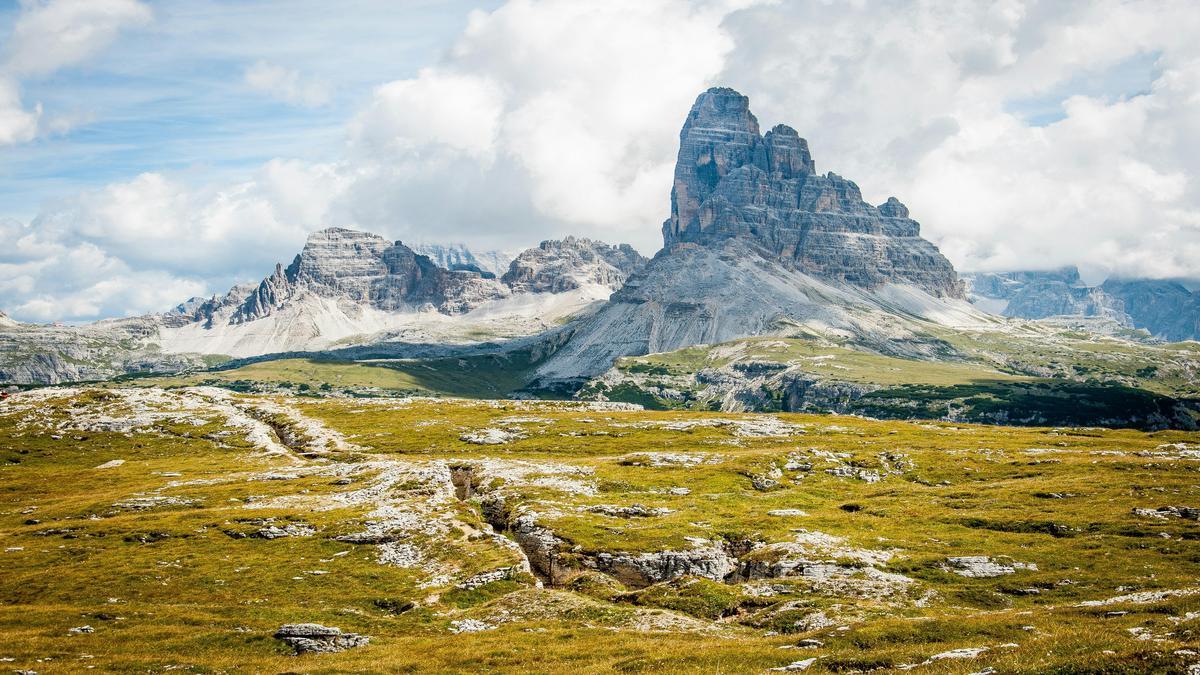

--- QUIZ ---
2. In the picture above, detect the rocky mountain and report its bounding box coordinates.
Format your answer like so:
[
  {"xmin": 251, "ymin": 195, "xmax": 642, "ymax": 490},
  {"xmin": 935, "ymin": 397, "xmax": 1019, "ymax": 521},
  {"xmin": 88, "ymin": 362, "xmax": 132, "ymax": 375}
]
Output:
[
  {"xmin": 965, "ymin": 268, "xmax": 1200, "ymax": 341},
  {"xmin": 663, "ymin": 87, "xmax": 963, "ymax": 298},
  {"xmin": 0, "ymin": 316, "xmax": 210, "ymax": 385},
  {"xmin": 502, "ymin": 237, "xmax": 646, "ymax": 294},
  {"xmin": 0, "ymin": 231, "xmax": 643, "ymax": 383},
  {"xmin": 235, "ymin": 228, "xmax": 512, "ymax": 320},
  {"xmin": 1101, "ymin": 279, "xmax": 1200, "ymax": 342},
  {"xmin": 535, "ymin": 87, "xmax": 974, "ymax": 385},
  {"xmin": 411, "ymin": 243, "xmax": 516, "ymax": 277},
  {"xmin": 159, "ymin": 230, "xmax": 650, "ymax": 359},
  {"xmin": 965, "ymin": 268, "xmax": 1128, "ymax": 323},
  {"xmin": 0, "ymin": 310, "xmax": 16, "ymax": 329}
]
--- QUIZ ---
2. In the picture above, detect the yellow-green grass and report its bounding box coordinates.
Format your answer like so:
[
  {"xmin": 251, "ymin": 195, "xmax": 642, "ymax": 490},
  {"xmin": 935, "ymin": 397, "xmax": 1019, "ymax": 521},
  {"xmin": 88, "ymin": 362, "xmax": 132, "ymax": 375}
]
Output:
[
  {"xmin": 139, "ymin": 353, "xmax": 535, "ymax": 398},
  {"xmin": 619, "ymin": 336, "xmax": 1028, "ymax": 387},
  {"xmin": 1, "ymin": 389, "xmax": 1199, "ymax": 672}
]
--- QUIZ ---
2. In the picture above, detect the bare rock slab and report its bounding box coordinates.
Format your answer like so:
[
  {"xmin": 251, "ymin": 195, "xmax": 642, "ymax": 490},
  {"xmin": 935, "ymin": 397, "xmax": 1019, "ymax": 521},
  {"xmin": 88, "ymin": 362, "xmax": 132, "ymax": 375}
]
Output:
[{"xmin": 274, "ymin": 623, "xmax": 369, "ymax": 654}]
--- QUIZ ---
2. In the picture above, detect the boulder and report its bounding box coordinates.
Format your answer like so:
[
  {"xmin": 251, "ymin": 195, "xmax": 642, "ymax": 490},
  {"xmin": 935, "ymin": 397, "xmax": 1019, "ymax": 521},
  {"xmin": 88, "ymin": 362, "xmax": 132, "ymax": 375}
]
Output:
[{"xmin": 274, "ymin": 623, "xmax": 369, "ymax": 654}]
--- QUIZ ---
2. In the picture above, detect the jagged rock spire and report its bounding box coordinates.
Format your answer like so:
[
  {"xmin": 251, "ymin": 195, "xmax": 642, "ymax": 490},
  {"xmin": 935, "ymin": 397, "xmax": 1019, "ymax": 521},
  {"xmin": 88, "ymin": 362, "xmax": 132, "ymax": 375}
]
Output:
[{"xmin": 661, "ymin": 86, "xmax": 963, "ymax": 299}]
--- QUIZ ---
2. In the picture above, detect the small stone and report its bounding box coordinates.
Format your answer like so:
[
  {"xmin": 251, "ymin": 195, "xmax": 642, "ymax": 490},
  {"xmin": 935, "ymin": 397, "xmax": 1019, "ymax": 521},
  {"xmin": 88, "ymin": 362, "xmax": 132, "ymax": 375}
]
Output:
[
  {"xmin": 448, "ymin": 619, "xmax": 496, "ymax": 633},
  {"xmin": 944, "ymin": 556, "xmax": 1035, "ymax": 578},
  {"xmin": 929, "ymin": 647, "xmax": 988, "ymax": 661},
  {"xmin": 68, "ymin": 625, "xmax": 94, "ymax": 635},
  {"xmin": 795, "ymin": 639, "xmax": 823, "ymax": 648},
  {"xmin": 769, "ymin": 658, "xmax": 816, "ymax": 672}
]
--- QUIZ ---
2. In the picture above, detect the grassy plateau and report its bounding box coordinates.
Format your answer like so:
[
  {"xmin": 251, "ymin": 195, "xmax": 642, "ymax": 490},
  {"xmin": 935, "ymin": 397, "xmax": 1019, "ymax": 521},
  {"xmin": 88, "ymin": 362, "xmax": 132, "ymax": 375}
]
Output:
[{"xmin": 1, "ymin": 384, "xmax": 1199, "ymax": 672}]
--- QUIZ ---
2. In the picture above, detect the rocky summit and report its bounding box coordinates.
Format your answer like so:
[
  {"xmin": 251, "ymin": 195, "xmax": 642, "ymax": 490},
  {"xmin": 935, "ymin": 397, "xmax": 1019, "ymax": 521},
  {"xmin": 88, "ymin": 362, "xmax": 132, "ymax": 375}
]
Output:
[
  {"xmin": 227, "ymin": 227, "xmax": 510, "ymax": 321},
  {"xmin": 502, "ymin": 237, "xmax": 646, "ymax": 294},
  {"xmin": 535, "ymin": 87, "xmax": 978, "ymax": 384},
  {"xmin": 663, "ymin": 87, "xmax": 963, "ymax": 298},
  {"xmin": 0, "ymin": 230, "xmax": 646, "ymax": 381}
]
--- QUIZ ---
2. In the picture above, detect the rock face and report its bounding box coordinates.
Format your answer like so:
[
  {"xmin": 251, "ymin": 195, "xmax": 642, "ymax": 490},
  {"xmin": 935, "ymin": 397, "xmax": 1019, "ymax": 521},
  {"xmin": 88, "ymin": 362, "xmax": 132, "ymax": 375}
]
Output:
[
  {"xmin": 274, "ymin": 623, "xmax": 369, "ymax": 654},
  {"xmin": 964, "ymin": 268, "xmax": 1126, "ymax": 322},
  {"xmin": 1101, "ymin": 279, "xmax": 1200, "ymax": 342},
  {"xmin": 229, "ymin": 228, "xmax": 509, "ymax": 321},
  {"xmin": 502, "ymin": 237, "xmax": 647, "ymax": 294},
  {"xmin": 965, "ymin": 268, "xmax": 1200, "ymax": 341},
  {"xmin": 663, "ymin": 87, "xmax": 963, "ymax": 298},
  {"xmin": 0, "ymin": 228, "xmax": 646, "ymax": 381},
  {"xmin": 535, "ymin": 87, "xmax": 981, "ymax": 384}
]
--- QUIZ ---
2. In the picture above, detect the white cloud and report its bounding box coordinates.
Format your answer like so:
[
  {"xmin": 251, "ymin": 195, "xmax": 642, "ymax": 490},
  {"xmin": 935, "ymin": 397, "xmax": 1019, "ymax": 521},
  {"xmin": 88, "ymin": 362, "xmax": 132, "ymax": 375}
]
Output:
[
  {"xmin": 0, "ymin": 77, "xmax": 40, "ymax": 144},
  {"xmin": 330, "ymin": 0, "xmax": 765, "ymax": 252},
  {"xmin": 0, "ymin": 0, "xmax": 151, "ymax": 146},
  {"xmin": 4, "ymin": 0, "xmax": 1200, "ymax": 322},
  {"xmin": 4, "ymin": 0, "xmax": 152, "ymax": 76},
  {"xmin": 2, "ymin": 160, "xmax": 350, "ymax": 322},
  {"xmin": 244, "ymin": 60, "xmax": 332, "ymax": 108},
  {"xmin": 37, "ymin": 161, "xmax": 348, "ymax": 278}
]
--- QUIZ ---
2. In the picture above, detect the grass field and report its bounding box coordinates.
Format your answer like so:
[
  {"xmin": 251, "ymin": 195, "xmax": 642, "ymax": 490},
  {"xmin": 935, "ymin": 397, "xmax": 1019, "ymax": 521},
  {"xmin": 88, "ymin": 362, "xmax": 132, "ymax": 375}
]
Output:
[
  {"xmin": 2, "ymin": 387, "xmax": 1199, "ymax": 672},
  {"xmin": 139, "ymin": 349, "xmax": 539, "ymax": 399}
]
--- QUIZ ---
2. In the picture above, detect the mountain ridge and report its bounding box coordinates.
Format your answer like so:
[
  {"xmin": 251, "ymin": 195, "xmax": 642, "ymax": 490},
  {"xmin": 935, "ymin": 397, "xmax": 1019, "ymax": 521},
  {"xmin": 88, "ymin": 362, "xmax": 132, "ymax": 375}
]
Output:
[{"xmin": 966, "ymin": 267, "xmax": 1200, "ymax": 341}]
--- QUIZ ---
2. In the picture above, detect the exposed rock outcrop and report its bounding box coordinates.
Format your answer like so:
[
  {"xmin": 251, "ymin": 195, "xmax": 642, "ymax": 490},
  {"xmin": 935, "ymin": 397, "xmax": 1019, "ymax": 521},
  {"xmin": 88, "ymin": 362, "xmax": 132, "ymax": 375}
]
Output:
[
  {"xmin": 590, "ymin": 547, "xmax": 737, "ymax": 587},
  {"xmin": 663, "ymin": 87, "xmax": 963, "ymax": 298},
  {"xmin": 965, "ymin": 267, "xmax": 1200, "ymax": 341},
  {"xmin": 502, "ymin": 237, "xmax": 647, "ymax": 294},
  {"xmin": 534, "ymin": 88, "xmax": 978, "ymax": 385},
  {"xmin": 274, "ymin": 623, "xmax": 369, "ymax": 654}
]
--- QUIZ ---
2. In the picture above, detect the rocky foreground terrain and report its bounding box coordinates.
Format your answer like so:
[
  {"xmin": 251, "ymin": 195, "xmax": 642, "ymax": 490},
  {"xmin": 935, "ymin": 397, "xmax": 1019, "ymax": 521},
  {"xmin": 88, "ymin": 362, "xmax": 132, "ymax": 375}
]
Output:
[{"xmin": 1, "ymin": 386, "xmax": 1199, "ymax": 672}]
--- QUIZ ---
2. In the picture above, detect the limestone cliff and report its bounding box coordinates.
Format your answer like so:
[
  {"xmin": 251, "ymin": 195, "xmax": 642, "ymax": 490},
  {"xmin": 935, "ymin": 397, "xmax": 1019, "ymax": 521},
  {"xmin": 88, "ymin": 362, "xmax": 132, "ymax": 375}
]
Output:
[{"xmin": 663, "ymin": 87, "xmax": 963, "ymax": 298}]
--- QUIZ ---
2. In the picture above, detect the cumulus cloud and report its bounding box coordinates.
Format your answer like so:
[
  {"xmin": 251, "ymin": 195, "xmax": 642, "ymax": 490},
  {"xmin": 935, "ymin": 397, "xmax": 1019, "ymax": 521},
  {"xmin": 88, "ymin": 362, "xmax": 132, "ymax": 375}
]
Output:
[
  {"xmin": 339, "ymin": 0, "xmax": 759, "ymax": 250},
  {"xmin": 4, "ymin": 0, "xmax": 151, "ymax": 76},
  {"xmin": 0, "ymin": 0, "xmax": 150, "ymax": 146},
  {"xmin": 0, "ymin": 77, "xmax": 40, "ymax": 144},
  {"xmin": 4, "ymin": 159, "xmax": 349, "ymax": 322},
  {"xmin": 4, "ymin": 0, "xmax": 1200, "ymax": 322},
  {"xmin": 244, "ymin": 60, "xmax": 332, "ymax": 108},
  {"xmin": 717, "ymin": 0, "xmax": 1200, "ymax": 281},
  {"xmin": 36, "ymin": 160, "xmax": 348, "ymax": 277},
  {"xmin": 0, "ymin": 220, "xmax": 206, "ymax": 322}
]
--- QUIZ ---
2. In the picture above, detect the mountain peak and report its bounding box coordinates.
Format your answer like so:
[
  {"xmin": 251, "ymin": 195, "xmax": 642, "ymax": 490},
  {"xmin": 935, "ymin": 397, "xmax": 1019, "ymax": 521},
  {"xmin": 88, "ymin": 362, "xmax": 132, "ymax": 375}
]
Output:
[
  {"xmin": 663, "ymin": 87, "xmax": 963, "ymax": 298},
  {"xmin": 684, "ymin": 87, "xmax": 760, "ymax": 136}
]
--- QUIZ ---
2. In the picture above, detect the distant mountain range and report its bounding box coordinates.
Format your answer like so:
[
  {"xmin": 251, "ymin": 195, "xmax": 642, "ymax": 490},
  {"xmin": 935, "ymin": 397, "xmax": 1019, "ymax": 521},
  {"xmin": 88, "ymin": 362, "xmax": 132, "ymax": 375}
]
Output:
[
  {"xmin": 0, "ymin": 232, "xmax": 645, "ymax": 383},
  {"xmin": 965, "ymin": 267, "xmax": 1200, "ymax": 341}
]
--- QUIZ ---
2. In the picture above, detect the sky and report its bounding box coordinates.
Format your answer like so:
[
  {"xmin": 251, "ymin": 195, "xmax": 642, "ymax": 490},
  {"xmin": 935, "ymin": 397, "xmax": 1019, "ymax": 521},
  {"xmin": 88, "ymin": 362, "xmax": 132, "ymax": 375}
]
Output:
[{"xmin": 1, "ymin": 0, "xmax": 1198, "ymax": 323}]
